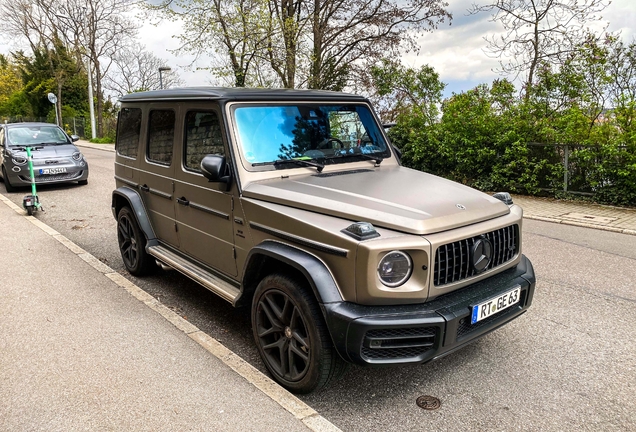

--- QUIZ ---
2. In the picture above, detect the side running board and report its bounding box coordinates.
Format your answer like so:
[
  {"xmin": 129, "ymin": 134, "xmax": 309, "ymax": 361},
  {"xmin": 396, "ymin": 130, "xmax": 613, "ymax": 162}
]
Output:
[{"xmin": 147, "ymin": 245, "xmax": 240, "ymax": 305}]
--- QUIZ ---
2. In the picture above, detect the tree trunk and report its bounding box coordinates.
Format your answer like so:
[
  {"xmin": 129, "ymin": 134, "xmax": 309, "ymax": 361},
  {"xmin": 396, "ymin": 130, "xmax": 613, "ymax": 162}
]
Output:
[
  {"xmin": 94, "ymin": 56, "xmax": 103, "ymax": 137},
  {"xmin": 309, "ymin": 0, "xmax": 322, "ymax": 89}
]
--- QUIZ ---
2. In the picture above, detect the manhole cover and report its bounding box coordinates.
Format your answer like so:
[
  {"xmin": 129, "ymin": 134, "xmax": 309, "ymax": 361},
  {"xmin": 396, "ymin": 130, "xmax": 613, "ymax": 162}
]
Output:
[
  {"xmin": 561, "ymin": 212, "xmax": 617, "ymax": 224},
  {"xmin": 416, "ymin": 395, "xmax": 441, "ymax": 410}
]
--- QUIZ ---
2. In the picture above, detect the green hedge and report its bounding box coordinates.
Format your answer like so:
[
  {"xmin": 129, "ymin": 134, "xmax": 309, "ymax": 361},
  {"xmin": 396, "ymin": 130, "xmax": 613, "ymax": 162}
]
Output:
[{"xmin": 389, "ymin": 83, "xmax": 636, "ymax": 207}]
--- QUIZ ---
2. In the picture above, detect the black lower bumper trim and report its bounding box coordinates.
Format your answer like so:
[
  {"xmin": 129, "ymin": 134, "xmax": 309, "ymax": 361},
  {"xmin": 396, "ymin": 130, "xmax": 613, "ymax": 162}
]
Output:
[{"xmin": 323, "ymin": 255, "xmax": 536, "ymax": 365}]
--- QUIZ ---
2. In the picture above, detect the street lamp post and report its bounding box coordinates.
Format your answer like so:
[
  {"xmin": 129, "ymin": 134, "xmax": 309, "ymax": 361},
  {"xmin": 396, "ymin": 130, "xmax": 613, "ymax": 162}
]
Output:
[
  {"xmin": 158, "ymin": 66, "xmax": 171, "ymax": 90},
  {"xmin": 87, "ymin": 58, "xmax": 96, "ymax": 139}
]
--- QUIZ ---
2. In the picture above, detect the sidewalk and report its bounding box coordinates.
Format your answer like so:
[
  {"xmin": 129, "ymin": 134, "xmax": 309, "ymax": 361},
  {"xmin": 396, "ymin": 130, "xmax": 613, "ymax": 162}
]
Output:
[
  {"xmin": 0, "ymin": 197, "xmax": 334, "ymax": 432},
  {"xmin": 513, "ymin": 194, "xmax": 636, "ymax": 235}
]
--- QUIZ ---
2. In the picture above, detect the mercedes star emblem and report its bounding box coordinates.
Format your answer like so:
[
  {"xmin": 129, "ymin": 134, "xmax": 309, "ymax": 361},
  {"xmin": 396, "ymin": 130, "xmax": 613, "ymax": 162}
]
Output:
[{"xmin": 471, "ymin": 236, "xmax": 493, "ymax": 273}]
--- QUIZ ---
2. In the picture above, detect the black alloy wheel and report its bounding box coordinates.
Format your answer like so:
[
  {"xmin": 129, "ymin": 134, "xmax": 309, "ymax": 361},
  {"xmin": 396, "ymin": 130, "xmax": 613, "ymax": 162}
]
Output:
[
  {"xmin": 256, "ymin": 289, "xmax": 311, "ymax": 381},
  {"xmin": 252, "ymin": 274, "xmax": 347, "ymax": 393},
  {"xmin": 117, "ymin": 206, "xmax": 154, "ymax": 276}
]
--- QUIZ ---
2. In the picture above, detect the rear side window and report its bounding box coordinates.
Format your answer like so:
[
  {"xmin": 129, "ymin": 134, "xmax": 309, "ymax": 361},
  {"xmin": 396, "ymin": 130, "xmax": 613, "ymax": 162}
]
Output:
[
  {"xmin": 184, "ymin": 111, "xmax": 224, "ymax": 172},
  {"xmin": 116, "ymin": 108, "xmax": 142, "ymax": 158},
  {"xmin": 147, "ymin": 110, "xmax": 175, "ymax": 165}
]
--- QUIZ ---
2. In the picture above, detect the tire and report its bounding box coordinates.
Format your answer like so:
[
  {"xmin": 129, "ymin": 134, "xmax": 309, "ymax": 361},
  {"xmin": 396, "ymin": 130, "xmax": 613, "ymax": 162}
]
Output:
[
  {"xmin": 26, "ymin": 206, "xmax": 33, "ymax": 216},
  {"xmin": 116, "ymin": 206, "xmax": 155, "ymax": 276},
  {"xmin": 78, "ymin": 179, "xmax": 88, "ymax": 186},
  {"xmin": 2, "ymin": 166, "xmax": 16, "ymax": 193},
  {"xmin": 252, "ymin": 273, "xmax": 347, "ymax": 393}
]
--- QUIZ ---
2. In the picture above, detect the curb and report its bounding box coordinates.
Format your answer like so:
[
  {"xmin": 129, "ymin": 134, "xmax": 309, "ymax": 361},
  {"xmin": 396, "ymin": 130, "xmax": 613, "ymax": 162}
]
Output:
[
  {"xmin": 0, "ymin": 194, "xmax": 341, "ymax": 432},
  {"xmin": 524, "ymin": 214, "xmax": 636, "ymax": 236},
  {"xmin": 76, "ymin": 141, "xmax": 115, "ymax": 153}
]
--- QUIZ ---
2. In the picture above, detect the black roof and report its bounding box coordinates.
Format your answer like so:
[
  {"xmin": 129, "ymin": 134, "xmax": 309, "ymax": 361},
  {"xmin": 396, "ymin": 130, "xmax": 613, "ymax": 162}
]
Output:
[{"xmin": 119, "ymin": 87, "xmax": 368, "ymax": 103}]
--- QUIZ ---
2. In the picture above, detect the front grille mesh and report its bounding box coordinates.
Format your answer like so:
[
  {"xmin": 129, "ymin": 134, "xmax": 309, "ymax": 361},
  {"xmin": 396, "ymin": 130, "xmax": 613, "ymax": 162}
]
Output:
[
  {"xmin": 361, "ymin": 346, "xmax": 432, "ymax": 360},
  {"xmin": 20, "ymin": 171, "xmax": 83, "ymax": 182},
  {"xmin": 361, "ymin": 327, "xmax": 437, "ymax": 361},
  {"xmin": 434, "ymin": 224, "xmax": 519, "ymax": 286}
]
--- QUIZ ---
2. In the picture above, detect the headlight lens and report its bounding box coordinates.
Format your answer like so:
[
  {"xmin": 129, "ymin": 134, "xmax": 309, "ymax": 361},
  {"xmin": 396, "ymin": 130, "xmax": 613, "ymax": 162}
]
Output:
[
  {"xmin": 11, "ymin": 156, "xmax": 27, "ymax": 165},
  {"xmin": 377, "ymin": 251, "xmax": 412, "ymax": 287},
  {"xmin": 72, "ymin": 151, "xmax": 83, "ymax": 161}
]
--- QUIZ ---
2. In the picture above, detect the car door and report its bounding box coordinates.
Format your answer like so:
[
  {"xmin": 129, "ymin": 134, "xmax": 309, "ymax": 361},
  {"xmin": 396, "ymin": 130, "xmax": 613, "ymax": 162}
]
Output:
[
  {"xmin": 138, "ymin": 106, "xmax": 180, "ymax": 248},
  {"xmin": 173, "ymin": 106, "xmax": 237, "ymax": 277}
]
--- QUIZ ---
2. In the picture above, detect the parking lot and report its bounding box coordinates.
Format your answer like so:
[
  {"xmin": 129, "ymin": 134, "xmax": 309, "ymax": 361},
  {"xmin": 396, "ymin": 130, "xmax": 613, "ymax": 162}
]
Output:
[{"xmin": 2, "ymin": 145, "xmax": 635, "ymax": 431}]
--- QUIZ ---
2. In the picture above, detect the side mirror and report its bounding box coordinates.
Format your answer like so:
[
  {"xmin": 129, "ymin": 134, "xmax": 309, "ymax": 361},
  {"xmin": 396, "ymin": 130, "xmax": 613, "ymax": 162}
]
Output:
[
  {"xmin": 70, "ymin": 135, "xmax": 80, "ymax": 142},
  {"xmin": 201, "ymin": 154, "xmax": 232, "ymax": 190}
]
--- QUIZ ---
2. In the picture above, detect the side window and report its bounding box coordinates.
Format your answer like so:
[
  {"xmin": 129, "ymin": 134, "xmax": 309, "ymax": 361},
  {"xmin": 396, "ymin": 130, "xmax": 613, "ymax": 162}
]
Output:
[
  {"xmin": 116, "ymin": 108, "xmax": 142, "ymax": 158},
  {"xmin": 184, "ymin": 111, "xmax": 224, "ymax": 172},
  {"xmin": 147, "ymin": 110, "xmax": 175, "ymax": 165}
]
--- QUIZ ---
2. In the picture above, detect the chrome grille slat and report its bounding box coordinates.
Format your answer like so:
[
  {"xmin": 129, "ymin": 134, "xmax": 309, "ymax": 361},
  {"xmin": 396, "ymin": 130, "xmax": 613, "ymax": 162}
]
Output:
[{"xmin": 433, "ymin": 224, "xmax": 519, "ymax": 287}]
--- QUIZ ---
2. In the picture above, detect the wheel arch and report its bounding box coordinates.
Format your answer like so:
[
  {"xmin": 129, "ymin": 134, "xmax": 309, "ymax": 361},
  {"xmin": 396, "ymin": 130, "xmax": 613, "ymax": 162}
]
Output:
[
  {"xmin": 112, "ymin": 186, "xmax": 156, "ymax": 242},
  {"xmin": 240, "ymin": 241, "xmax": 343, "ymax": 309}
]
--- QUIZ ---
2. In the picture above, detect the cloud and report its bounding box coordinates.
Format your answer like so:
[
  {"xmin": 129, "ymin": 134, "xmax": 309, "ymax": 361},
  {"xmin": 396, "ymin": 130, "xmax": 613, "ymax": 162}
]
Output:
[{"xmin": 401, "ymin": 0, "xmax": 636, "ymax": 95}]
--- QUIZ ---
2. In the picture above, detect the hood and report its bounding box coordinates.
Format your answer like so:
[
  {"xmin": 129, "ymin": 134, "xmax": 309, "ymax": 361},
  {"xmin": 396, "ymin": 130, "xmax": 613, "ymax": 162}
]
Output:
[
  {"xmin": 10, "ymin": 144, "xmax": 77, "ymax": 159},
  {"xmin": 242, "ymin": 166, "xmax": 510, "ymax": 235}
]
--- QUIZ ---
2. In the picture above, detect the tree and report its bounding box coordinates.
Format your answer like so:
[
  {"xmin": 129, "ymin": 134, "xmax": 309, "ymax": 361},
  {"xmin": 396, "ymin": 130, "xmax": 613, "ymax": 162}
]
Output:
[
  {"xmin": 367, "ymin": 58, "xmax": 445, "ymax": 123},
  {"xmin": 307, "ymin": 0, "xmax": 451, "ymax": 91},
  {"xmin": 469, "ymin": 0, "xmax": 610, "ymax": 94},
  {"xmin": 0, "ymin": 55, "xmax": 23, "ymax": 109},
  {"xmin": 0, "ymin": 0, "xmax": 139, "ymax": 136},
  {"xmin": 0, "ymin": 0, "xmax": 83, "ymax": 125},
  {"xmin": 104, "ymin": 44, "xmax": 184, "ymax": 96},
  {"xmin": 12, "ymin": 46, "xmax": 89, "ymax": 120},
  {"xmin": 55, "ymin": 0, "xmax": 139, "ymax": 136},
  {"xmin": 148, "ymin": 0, "xmax": 452, "ymax": 90},
  {"xmin": 151, "ymin": 0, "xmax": 270, "ymax": 87}
]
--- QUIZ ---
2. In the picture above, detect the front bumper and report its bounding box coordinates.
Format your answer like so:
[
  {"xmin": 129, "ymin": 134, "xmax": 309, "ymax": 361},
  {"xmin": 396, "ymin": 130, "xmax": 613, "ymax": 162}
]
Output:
[
  {"xmin": 324, "ymin": 255, "xmax": 536, "ymax": 365},
  {"xmin": 11, "ymin": 162, "xmax": 89, "ymax": 185}
]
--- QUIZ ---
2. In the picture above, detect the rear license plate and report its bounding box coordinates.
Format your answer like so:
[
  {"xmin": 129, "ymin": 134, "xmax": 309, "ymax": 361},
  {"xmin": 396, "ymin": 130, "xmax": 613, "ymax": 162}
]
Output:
[
  {"xmin": 40, "ymin": 167, "xmax": 67, "ymax": 175},
  {"xmin": 471, "ymin": 286, "xmax": 521, "ymax": 324}
]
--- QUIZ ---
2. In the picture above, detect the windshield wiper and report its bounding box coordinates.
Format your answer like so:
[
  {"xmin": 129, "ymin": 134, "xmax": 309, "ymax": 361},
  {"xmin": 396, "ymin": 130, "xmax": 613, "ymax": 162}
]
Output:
[
  {"xmin": 253, "ymin": 158, "xmax": 325, "ymax": 172},
  {"xmin": 327, "ymin": 152, "xmax": 384, "ymax": 165}
]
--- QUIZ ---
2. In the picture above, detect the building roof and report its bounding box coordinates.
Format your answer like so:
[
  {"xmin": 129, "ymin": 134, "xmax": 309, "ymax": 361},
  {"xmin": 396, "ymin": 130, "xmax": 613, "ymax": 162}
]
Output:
[{"xmin": 118, "ymin": 87, "xmax": 368, "ymax": 103}]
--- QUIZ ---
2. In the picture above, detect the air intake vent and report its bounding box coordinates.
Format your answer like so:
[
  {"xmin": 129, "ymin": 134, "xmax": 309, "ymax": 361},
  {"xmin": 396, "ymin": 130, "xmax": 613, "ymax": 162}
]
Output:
[
  {"xmin": 434, "ymin": 224, "xmax": 519, "ymax": 286},
  {"xmin": 361, "ymin": 327, "xmax": 437, "ymax": 360},
  {"xmin": 313, "ymin": 169, "xmax": 372, "ymax": 177}
]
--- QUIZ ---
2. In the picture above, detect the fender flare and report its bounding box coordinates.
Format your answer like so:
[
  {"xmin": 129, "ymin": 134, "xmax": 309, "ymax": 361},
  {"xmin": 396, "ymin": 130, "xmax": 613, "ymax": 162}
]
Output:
[
  {"xmin": 112, "ymin": 186, "xmax": 156, "ymax": 241},
  {"xmin": 243, "ymin": 240, "xmax": 343, "ymax": 306}
]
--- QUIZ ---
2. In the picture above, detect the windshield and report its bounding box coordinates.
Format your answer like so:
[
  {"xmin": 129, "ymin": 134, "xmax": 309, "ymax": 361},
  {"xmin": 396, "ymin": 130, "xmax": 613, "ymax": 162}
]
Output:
[
  {"xmin": 233, "ymin": 103, "xmax": 390, "ymax": 170},
  {"xmin": 6, "ymin": 125, "xmax": 69, "ymax": 147}
]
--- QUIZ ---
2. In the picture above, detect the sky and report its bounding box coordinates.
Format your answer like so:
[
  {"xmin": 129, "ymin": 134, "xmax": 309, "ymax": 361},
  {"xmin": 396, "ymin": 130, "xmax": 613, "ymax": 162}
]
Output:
[{"xmin": 2, "ymin": 0, "xmax": 635, "ymax": 97}]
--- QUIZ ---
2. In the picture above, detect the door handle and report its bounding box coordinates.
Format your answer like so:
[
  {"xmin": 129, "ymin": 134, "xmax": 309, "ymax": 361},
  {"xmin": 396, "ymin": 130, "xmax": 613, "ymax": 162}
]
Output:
[
  {"xmin": 140, "ymin": 184, "xmax": 150, "ymax": 192},
  {"xmin": 176, "ymin": 197, "xmax": 190, "ymax": 206}
]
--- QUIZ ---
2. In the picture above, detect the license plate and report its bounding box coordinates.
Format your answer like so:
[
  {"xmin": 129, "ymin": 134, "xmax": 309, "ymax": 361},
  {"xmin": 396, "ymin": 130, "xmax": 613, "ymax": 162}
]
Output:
[
  {"xmin": 471, "ymin": 286, "xmax": 521, "ymax": 324},
  {"xmin": 40, "ymin": 167, "xmax": 67, "ymax": 175}
]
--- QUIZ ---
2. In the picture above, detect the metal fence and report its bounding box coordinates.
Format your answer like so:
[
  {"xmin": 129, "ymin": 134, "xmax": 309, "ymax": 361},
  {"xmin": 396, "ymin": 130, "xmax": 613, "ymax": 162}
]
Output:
[
  {"xmin": 2, "ymin": 116, "xmax": 88, "ymax": 139},
  {"xmin": 527, "ymin": 143, "xmax": 629, "ymax": 196}
]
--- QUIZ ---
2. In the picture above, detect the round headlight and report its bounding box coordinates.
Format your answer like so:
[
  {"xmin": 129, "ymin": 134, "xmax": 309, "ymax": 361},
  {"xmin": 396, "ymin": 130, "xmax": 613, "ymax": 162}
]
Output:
[
  {"xmin": 377, "ymin": 251, "xmax": 412, "ymax": 287},
  {"xmin": 12, "ymin": 156, "xmax": 27, "ymax": 165},
  {"xmin": 72, "ymin": 151, "xmax": 83, "ymax": 161}
]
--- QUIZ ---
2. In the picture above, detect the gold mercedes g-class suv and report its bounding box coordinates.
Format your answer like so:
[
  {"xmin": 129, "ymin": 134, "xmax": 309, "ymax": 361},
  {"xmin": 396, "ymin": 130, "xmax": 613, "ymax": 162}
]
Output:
[{"xmin": 112, "ymin": 88, "xmax": 536, "ymax": 393}]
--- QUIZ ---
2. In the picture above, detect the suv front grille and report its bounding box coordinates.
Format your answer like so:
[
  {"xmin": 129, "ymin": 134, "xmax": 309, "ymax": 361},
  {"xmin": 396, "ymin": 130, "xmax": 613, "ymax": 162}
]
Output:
[
  {"xmin": 361, "ymin": 327, "xmax": 437, "ymax": 361},
  {"xmin": 19, "ymin": 171, "xmax": 83, "ymax": 182},
  {"xmin": 434, "ymin": 224, "xmax": 519, "ymax": 286}
]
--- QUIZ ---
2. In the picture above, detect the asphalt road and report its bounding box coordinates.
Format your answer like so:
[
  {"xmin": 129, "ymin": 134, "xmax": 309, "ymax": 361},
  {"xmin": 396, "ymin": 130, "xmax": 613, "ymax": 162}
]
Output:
[{"xmin": 2, "ymin": 146, "xmax": 635, "ymax": 431}]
